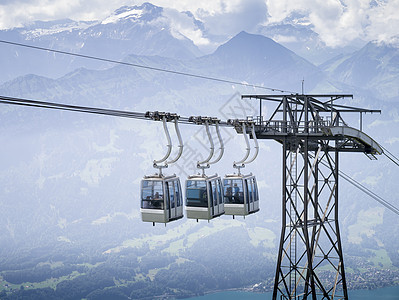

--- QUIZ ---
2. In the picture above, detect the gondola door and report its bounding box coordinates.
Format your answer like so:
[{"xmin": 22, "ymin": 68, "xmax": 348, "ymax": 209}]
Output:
[
  {"xmin": 166, "ymin": 181, "xmax": 173, "ymax": 220},
  {"xmin": 247, "ymin": 178, "xmax": 254, "ymax": 213},
  {"xmin": 217, "ymin": 179, "xmax": 224, "ymax": 214},
  {"xmin": 207, "ymin": 181, "xmax": 214, "ymax": 217},
  {"xmin": 166, "ymin": 180, "xmax": 178, "ymax": 221},
  {"xmin": 210, "ymin": 180, "xmax": 218, "ymax": 216},
  {"xmin": 252, "ymin": 177, "xmax": 259, "ymax": 212},
  {"xmin": 174, "ymin": 180, "xmax": 183, "ymax": 219}
]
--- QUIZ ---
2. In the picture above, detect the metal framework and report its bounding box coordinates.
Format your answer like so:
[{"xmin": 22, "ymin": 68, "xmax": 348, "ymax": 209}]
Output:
[{"xmin": 241, "ymin": 94, "xmax": 382, "ymax": 300}]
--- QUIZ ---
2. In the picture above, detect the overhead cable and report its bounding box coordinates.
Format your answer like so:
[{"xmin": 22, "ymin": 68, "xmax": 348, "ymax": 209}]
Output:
[
  {"xmin": 311, "ymin": 153, "xmax": 399, "ymax": 216},
  {"xmin": 0, "ymin": 39, "xmax": 296, "ymax": 94},
  {"xmin": 382, "ymin": 146, "xmax": 399, "ymax": 168},
  {"xmin": 2, "ymin": 95, "xmax": 399, "ymax": 216},
  {"xmin": 339, "ymin": 170, "xmax": 399, "ymax": 216},
  {"xmin": 0, "ymin": 95, "xmax": 230, "ymax": 127}
]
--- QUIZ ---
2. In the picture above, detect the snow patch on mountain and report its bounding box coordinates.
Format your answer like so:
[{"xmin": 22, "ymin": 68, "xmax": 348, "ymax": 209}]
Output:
[
  {"xmin": 101, "ymin": 9, "xmax": 144, "ymax": 25},
  {"xmin": 21, "ymin": 20, "xmax": 94, "ymax": 39}
]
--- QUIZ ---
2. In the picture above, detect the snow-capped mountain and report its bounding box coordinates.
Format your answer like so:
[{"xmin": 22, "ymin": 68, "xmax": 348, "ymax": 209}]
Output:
[{"xmin": 0, "ymin": 3, "xmax": 203, "ymax": 83}]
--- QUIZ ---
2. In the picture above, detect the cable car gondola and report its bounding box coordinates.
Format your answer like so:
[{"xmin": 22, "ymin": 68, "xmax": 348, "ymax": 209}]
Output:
[
  {"xmin": 224, "ymin": 173, "xmax": 259, "ymax": 216},
  {"xmin": 140, "ymin": 112, "xmax": 184, "ymax": 225},
  {"xmin": 224, "ymin": 119, "xmax": 260, "ymax": 217},
  {"xmin": 186, "ymin": 174, "xmax": 224, "ymax": 220},
  {"xmin": 141, "ymin": 174, "xmax": 183, "ymax": 223},
  {"xmin": 185, "ymin": 117, "xmax": 225, "ymax": 221}
]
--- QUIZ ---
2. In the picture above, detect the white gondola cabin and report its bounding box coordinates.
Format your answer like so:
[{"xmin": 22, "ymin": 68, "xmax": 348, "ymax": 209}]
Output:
[
  {"xmin": 141, "ymin": 174, "xmax": 184, "ymax": 225},
  {"xmin": 185, "ymin": 174, "xmax": 224, "ymax": 221},
  {"xmin": 223, "ymin": 173, "xmax": 259, "ymax": 217}
]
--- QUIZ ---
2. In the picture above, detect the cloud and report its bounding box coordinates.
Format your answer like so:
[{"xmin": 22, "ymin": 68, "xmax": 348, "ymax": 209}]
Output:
[
  {"xmin": 194, "ymin": 0, "xmax": 268, "ymax": 37},
  {"xmin": 0, "ymin": 0, "xmax": 130, "ymax": 29},
  {"xmin": 266, "ymin": 0, "xmax": 364, "ymax": 47},
  {"xmin": 265, "ymin": 0, "xmax": 399, "ymax": 47},
  {"xmin": 162, "ymin": 8, "xmax": 210, "ymax": 46},
  {"xmin": 366, "ymin": 1, "xmax": 399, "ymax": 44},
  {"xmin": 143, "ymin": 0, "xmax": 268, "ymax": 42},
  {"xmin": 0, "ymin": 0, "xmax": 80, "ymax": 28},
  {"xmin": 308, "ymin": 0, "xmax": 370, "ymax": 46}
]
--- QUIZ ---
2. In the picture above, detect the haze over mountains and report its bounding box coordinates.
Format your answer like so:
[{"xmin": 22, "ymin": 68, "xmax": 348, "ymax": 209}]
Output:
[{"xmin": 0, "ymin": 2, "xmax": 398, "ymax": 299}]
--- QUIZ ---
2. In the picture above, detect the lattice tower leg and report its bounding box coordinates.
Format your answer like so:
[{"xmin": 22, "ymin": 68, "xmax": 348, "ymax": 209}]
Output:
[{"xmin": 272, "ymin": 139, "xmax": 348, "ymax": 299}]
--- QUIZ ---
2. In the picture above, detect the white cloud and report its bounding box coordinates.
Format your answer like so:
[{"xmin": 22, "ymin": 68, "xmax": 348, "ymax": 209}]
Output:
[
  {"xmin": 385, "ymin": 137, "xmax": 399, "ymax": 145},
  {"xmin": 162, "ymin": 8, "xmax": 210, "ymax": 46},
  {"xmin": 0, "ymin": 0, "xmax": 80, "ymax": 28},
  {"xmin": 366, "ymin": 1, "xmax": 399, "ymax": 44},
  {"xmin": 265, "ymin": 0, "xmax": 399, "ymax": 47},
  {"xmin": 361, "ymin": 173, "xmax": 383, "ymax": 187},
  {"xmin": 194, "ymin": 0, "xmax": 268, "ymax": 37},
  {"xmin": 0, "ymin": 0, "xmax": 130, "ymax": 29}
]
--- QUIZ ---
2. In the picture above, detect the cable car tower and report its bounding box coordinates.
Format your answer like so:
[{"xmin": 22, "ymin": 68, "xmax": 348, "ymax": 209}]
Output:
[{"xmin": 241, "ymin": 94, "xmax": 382, "ymax": 300}]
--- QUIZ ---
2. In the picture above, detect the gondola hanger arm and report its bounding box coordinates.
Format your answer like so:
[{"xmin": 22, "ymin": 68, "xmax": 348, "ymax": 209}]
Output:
[
  {"xmin": 197, "ymin": 119, "xmax": 215, "ymax": 168},
  {"xmin": 166, "ymin": 118, "xmax": 184, "ymax": 165},
  {"xmin": 208, "ymin": 121, "xmax": 224, "ymax": 165},
  {"xmin": 153, "ymin": 116, "xmax": 172, "ymax": 168},
  {"xmin": 233, "ymin": 122, "xmax": 251, "ymax": 167},
  {"xmin": 241, "ymin": 123, "xmax": 259, "ymax": 165}
]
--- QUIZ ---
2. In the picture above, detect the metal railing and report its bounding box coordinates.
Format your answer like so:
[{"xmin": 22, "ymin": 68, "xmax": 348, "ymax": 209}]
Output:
[{"xmin": 255, "ymin": 116, "xmax": 345, "ymax": 135}]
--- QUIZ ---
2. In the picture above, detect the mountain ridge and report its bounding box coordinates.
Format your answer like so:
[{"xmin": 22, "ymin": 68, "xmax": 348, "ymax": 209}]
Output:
[
  {"xmin": 321, "ymin": 40, "xmax": 399, "ymax": 100},
  {"xmin": 0, "ymin": 2, "xmax": 204, "ymax": 83}
]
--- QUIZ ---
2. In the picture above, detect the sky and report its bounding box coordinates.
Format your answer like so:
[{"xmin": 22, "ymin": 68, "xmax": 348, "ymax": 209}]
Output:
[{"xmin": 0, "ymin": 0, "xmax": 399, "ymax": 47}]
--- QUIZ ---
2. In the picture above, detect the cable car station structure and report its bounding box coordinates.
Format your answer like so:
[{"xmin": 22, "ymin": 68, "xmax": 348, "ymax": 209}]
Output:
[{"xmin": 240, "ymin": 93, "xmax": 382, "ymax": 300}]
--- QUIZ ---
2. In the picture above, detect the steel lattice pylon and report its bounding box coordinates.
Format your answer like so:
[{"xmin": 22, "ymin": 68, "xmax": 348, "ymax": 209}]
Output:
[
  {"xmin": 274, "ymin": 140, "xmax": 347, "ymax": 299},
  {"xmin": 240, "ymin": 94, "xmax": 383, "ymax": 300}
]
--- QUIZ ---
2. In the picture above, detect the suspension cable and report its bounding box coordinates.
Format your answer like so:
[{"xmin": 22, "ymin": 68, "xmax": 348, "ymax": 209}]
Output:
[
  {"xmin": 311, "ymin": 153, "xmax": 399, "ymax": 216},
  {"xmin": 339, "ymin": 170, "xmax": 399, "ymax": 216},
  {"xmin": 0, "ymin": 95, "xmax": 232, "ymax": 127},
  {"xmin": 0, "ymin": 39, "xmax": 296, "ymax": 94},
  {"xmin": 2, "ymin": 94, "xmax": 399, "ymax": 216},
  {"xmin": 381, "ymin": 145, "xmax": 399, "ymax": 168}
]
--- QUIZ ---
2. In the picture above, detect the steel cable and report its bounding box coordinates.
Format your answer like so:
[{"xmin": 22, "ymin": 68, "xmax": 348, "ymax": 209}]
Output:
[{"xmin": 0, "ymin": 39, "xmax": 296, "ymax": 94}]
